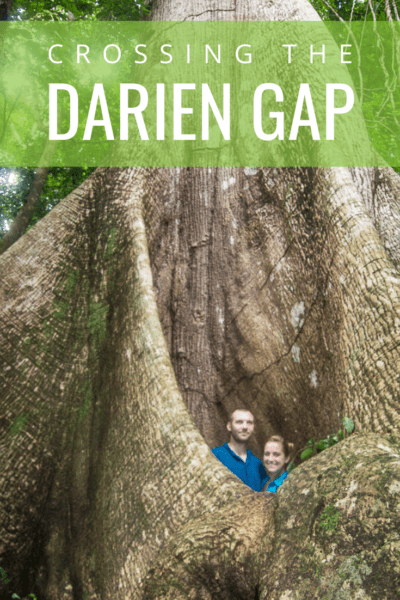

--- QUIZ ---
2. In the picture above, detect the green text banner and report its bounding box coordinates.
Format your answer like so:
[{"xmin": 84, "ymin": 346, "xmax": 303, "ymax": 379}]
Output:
[{"xmin": 0, "ymin": 21, "xmax": 399, "ymax": 167}]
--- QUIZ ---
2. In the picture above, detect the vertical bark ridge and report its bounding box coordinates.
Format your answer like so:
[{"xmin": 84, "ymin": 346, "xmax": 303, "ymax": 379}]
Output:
[
  {"xmin": 0, "ymin": 180, "xmax": 90, "ymax": 594},
  {"xmin": 145, "ymin": 167, "xmax": 348, "ymax": 454},
  {"xmin": 350, "ymin": 167, "xmax": 400, "ymax": 270},
  {"xmin": 0, "ymin": 167, "xmax": 249, "ymax": 600},
  {"xmin": 326, "ymin": 167, "xmax": 400, "ymax": 432}
]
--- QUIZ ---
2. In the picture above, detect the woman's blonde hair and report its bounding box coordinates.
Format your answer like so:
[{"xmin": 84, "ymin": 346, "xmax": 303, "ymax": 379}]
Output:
[{"xmin": 265, "ymin": 435, "xmax": 294, "ymax": 462}]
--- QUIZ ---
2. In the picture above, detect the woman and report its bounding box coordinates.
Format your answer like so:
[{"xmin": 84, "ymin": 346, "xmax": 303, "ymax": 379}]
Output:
[{"xmin": 262, "ymin": 435, "xmax": 294, "ymax": 493}]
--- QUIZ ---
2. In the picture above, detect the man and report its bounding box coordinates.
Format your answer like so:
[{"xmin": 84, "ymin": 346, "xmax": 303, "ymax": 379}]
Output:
[{"xmin": 212, "ymin": 409, "xmax": 267, "ymax": 491}]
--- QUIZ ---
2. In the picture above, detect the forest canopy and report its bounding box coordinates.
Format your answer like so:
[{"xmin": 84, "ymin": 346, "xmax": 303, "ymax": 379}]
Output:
[{"xmin": 1, "ymin": 0, "xmax": 399, "ymax": 239}]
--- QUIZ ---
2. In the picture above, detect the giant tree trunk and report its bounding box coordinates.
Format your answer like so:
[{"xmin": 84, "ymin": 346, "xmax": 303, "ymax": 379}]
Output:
[{"xmin": 1, "ymin": 1, "xmax": 400, "ymax": 599}]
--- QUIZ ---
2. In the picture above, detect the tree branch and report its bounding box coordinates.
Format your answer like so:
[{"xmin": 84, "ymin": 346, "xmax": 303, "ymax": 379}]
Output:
[
  {"xmin": 385, "ymin": 0, "xmax": 393, "ymax": 21},
  {"xmin": 392, "ymin": 0, "xmax": 400, "ymax": 20}
]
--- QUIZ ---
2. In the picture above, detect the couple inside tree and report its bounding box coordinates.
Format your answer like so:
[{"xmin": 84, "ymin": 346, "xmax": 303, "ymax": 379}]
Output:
[{"xmin": 212, "ymin": 409, "xmax": 294, "ymax": 493}]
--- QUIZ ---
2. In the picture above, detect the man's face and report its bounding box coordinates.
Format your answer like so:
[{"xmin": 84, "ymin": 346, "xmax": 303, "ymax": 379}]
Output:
[{"xmin": 227, "ymin": 410, "xmax": 254, "ymax": 443}]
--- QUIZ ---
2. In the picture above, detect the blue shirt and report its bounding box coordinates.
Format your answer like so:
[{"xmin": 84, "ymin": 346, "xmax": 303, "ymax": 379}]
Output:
[
  {"xmin": 212, "ymin": 443, "xmax": 268, "ymax": 491},
  {"xmin": 263, "ymin": 470, "xmax": 288, "ymax": 493}
]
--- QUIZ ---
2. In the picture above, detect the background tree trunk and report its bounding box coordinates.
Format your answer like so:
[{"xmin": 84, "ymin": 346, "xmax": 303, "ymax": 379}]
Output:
[
  {"xmin": 0, "ymin": 167, "xmax": 50, "ymax": 255},
  {"xmin": 0, "ymin": 0, "xmax": 12, "ymax": 20},
  {"xmin": 1, "ymin": 0, "xmax": 400, "ymax": 599}
]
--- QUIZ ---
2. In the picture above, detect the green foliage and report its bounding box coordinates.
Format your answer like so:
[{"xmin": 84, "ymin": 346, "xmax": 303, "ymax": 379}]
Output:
[
  {"xmin": 78, "ymin": 379, "xmax": 93, "ymax": 421},
  {"xmin": 318, "ymin": 504, "xmax": 340, "ymax": 532},
  {"xmin": 0, "ymin": 167, "xmax": 95, "ymax": 238},
  {"xmin": 343, "ymin": 416, "xmax": 355, "ymax": 434},
  {"xmin": 300, "ymin": 444, "xmax": 314, "ymax": 461},
  {"xmin": 9, "ymin": 413, "xmax": 29, "ymax": 436},
  {"xmin": 10, "ymin": 0, "xmax": 149, "ymax": 22},
  {"xmin": 0, "ymin": 566, "xmax": 10, "ymax": 583},
  {"xmin": 1, "ymin": 0, "xmax": 149, "ymax": 237},
  {"xmin": 0, "ymin": 168, "xmax": 34, "ymax": 236},
  {"xmin": 0, "ymin": 565, "xmax": 37, "ymax": 599},
  {"xmin": 87, "ymin": 298, "xmax": 109, "ymax": 352},
  {"xmin": 289, "ymin": 417, "xmax": 355, "ymax": 471},
  {"xmin": 310, "ymin": 0, "xmax": 399, "ymax": 22},
  {"xmin": 2, "ymin": 0, "xmax": 398, "ymax": 237}
]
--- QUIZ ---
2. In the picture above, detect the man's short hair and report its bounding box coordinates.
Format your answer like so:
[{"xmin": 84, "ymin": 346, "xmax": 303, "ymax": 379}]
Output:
[{"xmin": 228, "ymin": 408, "xmax": 254, "ymax": 423}]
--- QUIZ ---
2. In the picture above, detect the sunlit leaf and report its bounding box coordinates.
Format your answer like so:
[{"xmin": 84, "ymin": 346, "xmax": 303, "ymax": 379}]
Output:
[
  {"xmin": 315, "ymin": 439, "xmax": 329, "ymax": 450},
  {"xmin": 301, "ymin": 447, "xmax": 314, "ymax": 460},
  {"xmin": 343, "ymin": 417, "xmax": 355, "ymax": 434}
]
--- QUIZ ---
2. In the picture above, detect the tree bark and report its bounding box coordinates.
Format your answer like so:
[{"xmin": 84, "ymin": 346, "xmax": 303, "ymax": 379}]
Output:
[{"xmin": 1, "ymin": 1, "xmax": 400, "ymax": 599}]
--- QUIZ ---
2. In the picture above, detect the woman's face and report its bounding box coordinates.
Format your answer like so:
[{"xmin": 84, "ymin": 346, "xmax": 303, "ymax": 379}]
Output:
[{"xmin": 263, "ymin": 441, "xmax": 288, "ymax": 477}]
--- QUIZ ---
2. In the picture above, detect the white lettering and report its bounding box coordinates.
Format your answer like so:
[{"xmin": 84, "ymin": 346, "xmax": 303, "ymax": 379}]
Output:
[
  {"xmin": 160, "ymin": 44, "xmax": 173, "ymax": 64},
  {"xmin": 104, "ymin": 44, "xmax": 121, "ymax": 64},
  {"xmin": 289, "ymin": 84, "xmax": 320, "ymax": 140},
  {"xmin": 253, "ymin": 84, "xmax": 284, "ymax": 141},
  {"xmin": 83, "ymin": 84, "xmax": 114, "ymax": 140},
  {"xmin": 202, "ymin": 84, "xmax": 230, "ymax": 140},
  {"xmin": 174, "ymin": 84, "xmax": 195, "ymax": 140},
  {"xmin": 77, "ymin": 45, "xmax": 90, "ymax": 64},
  {"xmin": 310, "ymin": 44, "xmax": 325, "ymax": 64},
  {"xmin": 49, "ymin": 84, "xmax": 78, "ymax": 140},
  {"xmin": 120, "ymin": 84, "xmax": 149, "ymax": 140},
  {"xmin": 341, "ymin": 44, "xmax": 352, "ymax": 64},
  {"xmin": 49, "ymin": 44, "xmax": 62, "ymax": 64},
  {"xmin": 205, "ymin": 45, "xmax": 221, "ymax": 64},
  {"xmin": 282, "ymin": 44, "xmax": 297, "ymax": 64},
  {"xmin": 157, "ymin": 83, "xmax": 165, "ymax": 140},
  {"xmin": 135, "ymin": 45, "xmax": 147, "ymax": 64},
  {"xmin": 236, "ymin": 45, "xmax": 251, "ymax": 64},
  {"xmin": 326, "ymin": 84, "xmax": 354, "ymax": 140}
]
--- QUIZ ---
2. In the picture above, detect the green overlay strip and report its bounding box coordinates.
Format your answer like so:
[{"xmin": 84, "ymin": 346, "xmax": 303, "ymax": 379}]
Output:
[{"xmin": 0, "ymin": 21, "xmax": 399, "ymax": 167}]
